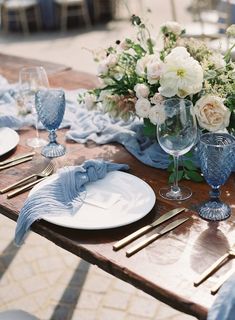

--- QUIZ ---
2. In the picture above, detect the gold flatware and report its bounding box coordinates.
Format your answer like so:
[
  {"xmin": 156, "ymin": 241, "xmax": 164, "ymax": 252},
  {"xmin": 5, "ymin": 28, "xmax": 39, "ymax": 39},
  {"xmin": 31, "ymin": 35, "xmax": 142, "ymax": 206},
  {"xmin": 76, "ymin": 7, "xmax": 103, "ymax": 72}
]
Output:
[
  {"xmin": 126, "ymin": 217, "xmax": 189, "ymax": 257},
  {"xmin": 194, "ymin": 246, "xmax": 235, "ymax": 287},
  {"xmin": 113, "ymin": 207, "xmax": 186, "ymax": 251},
  {"xmin": 0, "ymin": 156, "xmax": 34, "ymax": 171},
  {"xmin": 3, "ymin": 162, "xmax": 54, "ymax": 196},
  {"xmin": 211, "ymin": 268, "xmax": 235, "ymax": 295},
  {"xmin": 0, "ymin": 152, "xmax": 35, "ymax": 166},
  {"xmin": 7, "ymin": 177, "xmax": 49, "ymax": 198}
]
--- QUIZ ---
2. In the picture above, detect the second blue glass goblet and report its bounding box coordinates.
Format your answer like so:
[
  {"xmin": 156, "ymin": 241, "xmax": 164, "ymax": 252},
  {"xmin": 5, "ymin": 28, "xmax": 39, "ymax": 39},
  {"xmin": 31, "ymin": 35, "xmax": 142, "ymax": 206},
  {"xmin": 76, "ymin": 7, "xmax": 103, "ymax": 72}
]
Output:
[
  {"xmin": 35, "ymin": 89, "xmax": 66, "ymax": 158},
  {"xmin": 198, "ymin": 132, "xmax": 235, "ymax": 221}
]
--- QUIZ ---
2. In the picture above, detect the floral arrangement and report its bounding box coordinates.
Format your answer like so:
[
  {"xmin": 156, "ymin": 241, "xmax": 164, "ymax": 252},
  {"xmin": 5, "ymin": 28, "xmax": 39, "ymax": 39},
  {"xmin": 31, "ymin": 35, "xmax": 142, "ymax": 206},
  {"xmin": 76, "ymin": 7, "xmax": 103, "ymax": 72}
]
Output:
[
  {"xmin": 79, "ymin": 16, "xmax": 235, "ymax": 181},
  {"xmin": 81, "ymin": 16, "xmax": 235, "ymax": 135}
]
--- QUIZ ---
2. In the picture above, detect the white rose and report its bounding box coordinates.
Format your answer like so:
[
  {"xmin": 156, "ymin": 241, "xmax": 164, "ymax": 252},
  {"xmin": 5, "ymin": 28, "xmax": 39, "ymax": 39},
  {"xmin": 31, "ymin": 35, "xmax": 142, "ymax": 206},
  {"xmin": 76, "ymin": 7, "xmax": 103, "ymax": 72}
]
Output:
[
  {"xmin": 159, "ymin": 47, "xmax": 203, "ymax": 98},
  {"xmin": 84, "ymin": 93, "xmax": 96, "ymax": 110},
  {"xmin": 135, "ymin": 98, "xmax": 151, "ymax": 118},
  {"xmin": 148, "ymin": 105, "xmax": 166, "ymax": 125},
  {"xmin": 134, "ymin": 83, "xmax": 150, "ymax": 98},
  {"xmin": 161, "ymin": 21, "xmax": 184, "ymax": 35},
  {"xmin": 135, "ymin": 55, "xmax": 152, "ymax": 77},
  {"xmin": 194, "ymin": 95, "xmax": 231, "ymax": 132}
]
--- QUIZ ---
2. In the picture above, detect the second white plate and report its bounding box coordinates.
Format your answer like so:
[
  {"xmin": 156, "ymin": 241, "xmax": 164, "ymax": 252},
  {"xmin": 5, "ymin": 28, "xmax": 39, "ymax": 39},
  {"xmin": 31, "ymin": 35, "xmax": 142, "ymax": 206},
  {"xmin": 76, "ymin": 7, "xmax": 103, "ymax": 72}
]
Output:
[
  {"xmin": 29, "ymin": 171, "xmax": 156, "ymax": 230},
  {"xmin": 0, "ymin": 127, "xmax": 19, "ymax": 156}
]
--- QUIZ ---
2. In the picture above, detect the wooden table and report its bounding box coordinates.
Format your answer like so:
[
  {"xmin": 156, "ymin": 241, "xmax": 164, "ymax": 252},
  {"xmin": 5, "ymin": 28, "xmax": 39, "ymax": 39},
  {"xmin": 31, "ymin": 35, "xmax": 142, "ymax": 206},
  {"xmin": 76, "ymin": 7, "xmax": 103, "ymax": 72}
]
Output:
[{"xmin": 1, "ymin": 53, "xmax": 235, "ymax": 320}]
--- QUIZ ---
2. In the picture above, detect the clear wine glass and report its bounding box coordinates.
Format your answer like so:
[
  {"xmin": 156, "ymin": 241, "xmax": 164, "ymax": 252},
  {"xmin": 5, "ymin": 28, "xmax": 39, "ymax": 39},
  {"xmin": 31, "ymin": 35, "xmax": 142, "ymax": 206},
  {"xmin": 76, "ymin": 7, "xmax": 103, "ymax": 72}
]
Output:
[
  {"xmin": 35, "ymin": 89, "xmax": 66, "ymax": 158},
  {"xmin": 19, "ymin": 66, "xmax": 49, "ymax": 148},
  {"xmin": 198, "ymin": 132, "xmax": 235, "ymax": 221},
  {"xmin": 156, "ymin": 98, "xmax": 197, "ymax": 200}
]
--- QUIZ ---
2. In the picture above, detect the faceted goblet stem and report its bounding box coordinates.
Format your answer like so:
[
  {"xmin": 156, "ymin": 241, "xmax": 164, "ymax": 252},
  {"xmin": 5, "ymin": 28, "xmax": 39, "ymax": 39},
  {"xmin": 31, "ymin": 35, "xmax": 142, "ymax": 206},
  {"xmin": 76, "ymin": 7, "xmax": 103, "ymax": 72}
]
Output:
[
  {"xmin": 49, "ymin": 130, "xmax": 57, "ymax": 144},
  {"xmin": 209, "ymin": 187, "xmax": 220, "ymax": 199}
]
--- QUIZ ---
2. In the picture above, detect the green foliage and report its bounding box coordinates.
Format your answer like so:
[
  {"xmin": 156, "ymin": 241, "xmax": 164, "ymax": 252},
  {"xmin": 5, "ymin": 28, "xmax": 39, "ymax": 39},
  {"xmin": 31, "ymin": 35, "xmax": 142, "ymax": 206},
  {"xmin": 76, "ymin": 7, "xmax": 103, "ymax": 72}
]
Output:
[
  {"xmin": 143, "ymin": 118, "xmax": 156, "ymax": 137},
  {"xmin": 167, "ymin": 155, "xmax": 204, "ymax": 183}
]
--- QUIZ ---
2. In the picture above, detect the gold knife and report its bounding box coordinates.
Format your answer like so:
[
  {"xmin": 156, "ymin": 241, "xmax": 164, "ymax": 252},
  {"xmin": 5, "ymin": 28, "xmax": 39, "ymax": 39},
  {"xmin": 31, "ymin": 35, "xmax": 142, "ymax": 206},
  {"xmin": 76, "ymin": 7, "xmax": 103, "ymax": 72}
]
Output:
[
  {"xmin": 126, "ymin": 217, "xmax": 189, "ymax": 257},
  {"xmin": 0, "ymin": 156, "xmax": 34, "ymax": 171},
  {"xmin": 0, "ymin": 152, "xmax": 35, "ymax": 166},
  {"xmin": 113, "ymin": 207, "xmax": 186, "ymax": 251},
  {"xmin": 194, "ymin": 253, "xmax": 230, "ymax": 287},
  {"xmin": 211, "ymin": 268, "xmax": 235, "ymax": 295},
  {"xmin": 194, "ymin": 245, "xmax": 235, "ymax": 287},
  {"xmin": 7, "ymin": 177, "xmax": 47, "ymax": 198}
]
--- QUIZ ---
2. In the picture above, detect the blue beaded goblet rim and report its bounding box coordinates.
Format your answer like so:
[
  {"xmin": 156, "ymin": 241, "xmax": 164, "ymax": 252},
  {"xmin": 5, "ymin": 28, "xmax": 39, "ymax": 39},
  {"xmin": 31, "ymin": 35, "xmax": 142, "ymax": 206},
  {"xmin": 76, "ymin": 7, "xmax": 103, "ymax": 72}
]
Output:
[{"xmin": 200, "ymin": 132, "xmax": 235, "ymax": 148}]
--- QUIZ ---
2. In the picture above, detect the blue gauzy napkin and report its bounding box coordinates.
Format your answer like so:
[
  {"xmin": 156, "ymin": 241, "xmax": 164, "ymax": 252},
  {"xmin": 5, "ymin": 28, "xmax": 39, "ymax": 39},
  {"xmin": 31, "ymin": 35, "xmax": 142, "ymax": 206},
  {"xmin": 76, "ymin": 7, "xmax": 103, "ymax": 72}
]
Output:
[
  {"xmin": 15, "ymin": 159, "xmax": 129, "ymax": 246},
  {"xmin": 66, "ymin": 108, "xmax": 170, "ymax": 170},
  {"xmin": 207, "ymin": 273, "xmax": 235, "ymax": 320}
]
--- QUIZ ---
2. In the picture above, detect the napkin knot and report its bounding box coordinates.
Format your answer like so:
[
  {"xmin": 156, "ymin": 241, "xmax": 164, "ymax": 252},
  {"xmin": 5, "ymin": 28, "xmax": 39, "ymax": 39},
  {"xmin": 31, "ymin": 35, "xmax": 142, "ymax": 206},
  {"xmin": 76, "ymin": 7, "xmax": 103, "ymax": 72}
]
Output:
[{"xmin": 15, "ymin": 159, "xmax": 129, "ymax": 246}]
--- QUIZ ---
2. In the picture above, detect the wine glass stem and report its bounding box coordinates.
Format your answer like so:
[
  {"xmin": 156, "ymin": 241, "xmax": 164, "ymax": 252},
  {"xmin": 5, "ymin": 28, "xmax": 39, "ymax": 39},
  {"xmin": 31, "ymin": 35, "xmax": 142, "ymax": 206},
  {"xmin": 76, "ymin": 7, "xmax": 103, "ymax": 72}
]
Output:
[
  {"xmin": 34, "ymin": 115, "xmax": 40, "ymax": 139},
  {"xmin": 172, "ymin": 155, "xmax": 180, "ymax": 193}
]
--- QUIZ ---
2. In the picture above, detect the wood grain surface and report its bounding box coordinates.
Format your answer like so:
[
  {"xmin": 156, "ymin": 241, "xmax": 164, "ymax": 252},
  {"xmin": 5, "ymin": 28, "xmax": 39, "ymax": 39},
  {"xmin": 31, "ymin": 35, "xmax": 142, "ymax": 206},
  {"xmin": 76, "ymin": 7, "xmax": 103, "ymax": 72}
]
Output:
[{"xmin": 1, "ymin": 54, "xmax": 235, "ymax": 319}]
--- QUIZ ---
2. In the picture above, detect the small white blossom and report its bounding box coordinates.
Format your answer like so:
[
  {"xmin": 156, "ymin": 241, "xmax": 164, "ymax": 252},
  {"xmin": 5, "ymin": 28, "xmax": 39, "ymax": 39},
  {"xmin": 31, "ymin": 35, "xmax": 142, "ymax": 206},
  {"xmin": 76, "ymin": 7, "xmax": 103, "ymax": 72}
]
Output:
[
  {"xmin": 161, "ymin": 21, "xmax": 184, "ymax": 36},
  {"xmin": 106, "ymin": 54, "xmax": 118, "ymax": 67},
  {"xmin": 134, "ymin": 83, "xmax": 150, "ymax": 98},
  {"xmin": 209, "ymin": 52, "xmax": 226, "ymax": 69},
  {"xmin": 135, "ymin": 98, "xmax": 151, "ymax": 118},
  {"xmin": 84, "ymin": 93, "xmax": 97, "ymax": 110},
  {"xmin": 146, "ymin": 55, "xmax": 164, "ymax": 84},
  {"xmin": 97, "ymin": 60, "xmax": 109, "ymax": 75},
  {"xmin": 226, "ymin": 24, "xmax": 235, "ymax": 37},
  {"xmin": 135, "ymin": 55, "xmax": 152, "ymax": 77},
  {"xmin": 150, "ymin": 93, "xmax": 164, "ymax": 105},
  {"xmin": 148, "ymin": 105, "xmax": 166, "ymax": 125},
  {"xmin": 194, "ymin": 95, "xmax": 231, "ymax": 132},
  {"xmin": 119, "ymin": 39, "xmax": 130, "ymax": 50}
]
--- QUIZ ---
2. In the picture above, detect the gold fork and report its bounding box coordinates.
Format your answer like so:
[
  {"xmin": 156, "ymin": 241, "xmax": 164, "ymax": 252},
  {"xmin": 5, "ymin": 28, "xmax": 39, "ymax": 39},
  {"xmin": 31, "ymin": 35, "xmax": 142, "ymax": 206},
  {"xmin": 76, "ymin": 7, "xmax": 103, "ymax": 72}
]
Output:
[
  {"xmin": 194, "ymin": 247, "xmax": 235, "ymax": 287},
  {"xmin": 1, "ymin": 162, "xmax": 54, "ymax": 194}
]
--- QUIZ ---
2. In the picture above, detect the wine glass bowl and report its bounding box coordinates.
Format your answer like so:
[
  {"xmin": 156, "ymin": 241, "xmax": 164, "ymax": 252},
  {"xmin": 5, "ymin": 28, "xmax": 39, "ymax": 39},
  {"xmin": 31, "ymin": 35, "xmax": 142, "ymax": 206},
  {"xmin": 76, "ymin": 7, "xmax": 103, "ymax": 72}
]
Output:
[
  {"xmin": 19, "ymin": 66, "xmax": 49, "ymax": 148},
  {"xmin": 198, "ymin": 132, "xmax": 235, "ymax": 221},
  {"xmin": 35, "ymin": 89, "xmax": 66, "ymax": 158},
  {"xmin": 157, "ymin": 98, "xmax": 197, "ymax": 200}
]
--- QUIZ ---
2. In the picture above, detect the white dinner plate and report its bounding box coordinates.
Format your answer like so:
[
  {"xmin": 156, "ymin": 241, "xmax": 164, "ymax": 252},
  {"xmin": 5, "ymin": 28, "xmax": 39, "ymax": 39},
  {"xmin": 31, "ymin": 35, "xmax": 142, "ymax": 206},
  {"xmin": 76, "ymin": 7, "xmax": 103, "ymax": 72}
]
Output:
[
  {"xmin": 0, "ymin": 127, "xmax": 19, "ymax": 156},
  {"xmin": 29, "ymin": 171, "xmax": 156, "ymax": 230}
]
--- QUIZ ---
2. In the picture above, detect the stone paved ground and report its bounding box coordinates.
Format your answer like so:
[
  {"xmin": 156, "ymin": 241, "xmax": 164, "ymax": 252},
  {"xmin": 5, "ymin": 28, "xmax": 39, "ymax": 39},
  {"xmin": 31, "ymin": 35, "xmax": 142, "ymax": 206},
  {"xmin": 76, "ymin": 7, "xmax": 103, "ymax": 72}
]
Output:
[
  {"xmin": 0, "ymin": 214, "xmax": 195, "ymax": 320},
  {"xmin": 0, "ymin": 1, "xmax": 199, "ymax": 319}
]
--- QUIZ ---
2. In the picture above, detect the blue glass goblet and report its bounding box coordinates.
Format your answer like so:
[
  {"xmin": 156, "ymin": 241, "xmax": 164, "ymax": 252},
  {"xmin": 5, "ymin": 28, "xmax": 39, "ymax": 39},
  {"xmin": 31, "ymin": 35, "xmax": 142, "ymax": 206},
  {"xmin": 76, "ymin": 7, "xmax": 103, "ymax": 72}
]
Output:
[
  {"xmin": 198, "ymin": 132, "xmax": 235, "ymax": 221},
  {"xmin": 35, "ymin": 89, "xmax": 66, "ymax": 158}
]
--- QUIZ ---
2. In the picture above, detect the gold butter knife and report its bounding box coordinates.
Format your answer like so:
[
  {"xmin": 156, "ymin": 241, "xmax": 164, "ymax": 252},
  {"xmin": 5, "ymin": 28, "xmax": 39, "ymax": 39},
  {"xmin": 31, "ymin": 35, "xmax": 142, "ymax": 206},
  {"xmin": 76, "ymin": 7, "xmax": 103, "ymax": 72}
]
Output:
[
  {"xmin": 211, "ymin": 268, "xmax": 235, "ymax": 295},
  {"xmin": 126, "ymin": 217, "xmax": 189, "ymax": 257},
  {"xmin": 0, "ymin": 152, "xmax": 35, "ymax": 166},
  {"xmin": 113, "ymin": 207, "xmax": 186, "ymax": 251},
  {"xmin": 7, "ymin": 177, "xmax": 47, "ymax": 198},
  {"xmin": 0, "ymin": 156, "xmax": 34, "ymax": 171}
]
